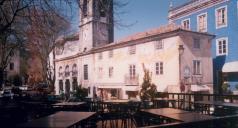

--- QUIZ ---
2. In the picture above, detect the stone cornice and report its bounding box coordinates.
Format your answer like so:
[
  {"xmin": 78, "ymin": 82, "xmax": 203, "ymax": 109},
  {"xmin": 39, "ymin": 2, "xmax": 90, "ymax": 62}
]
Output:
[
  {"xmin": 169, "ymin": 0, "xmax": 228, "ymax": 21},
  {"xmin": 54, "ymin": 28, "xmax": 215, "ymax": 62}
]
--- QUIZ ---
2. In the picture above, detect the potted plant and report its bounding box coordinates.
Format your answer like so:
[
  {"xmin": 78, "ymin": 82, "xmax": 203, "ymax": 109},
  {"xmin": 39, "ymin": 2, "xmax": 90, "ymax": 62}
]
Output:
[
  {"xmin": 73, "ymin": 85, "xmax": 88, "ymax": 101},
  {"xmin": 140, "ymin": 66, "xmax": 157, "ymax": 108},
  {"xmin": 221, "ymin": 82, "xmax": 230, "ymax": 94},
  {"xmin": 233, "ymin": 84, "xmax": 238, "ymax": 95}
]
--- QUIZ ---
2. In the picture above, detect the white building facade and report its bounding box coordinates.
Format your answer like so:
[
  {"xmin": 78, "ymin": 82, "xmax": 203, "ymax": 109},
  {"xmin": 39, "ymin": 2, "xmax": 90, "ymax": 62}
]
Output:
[{"xmin": 54, "ymin": 0, "xmax": 214, "ymax": 99}]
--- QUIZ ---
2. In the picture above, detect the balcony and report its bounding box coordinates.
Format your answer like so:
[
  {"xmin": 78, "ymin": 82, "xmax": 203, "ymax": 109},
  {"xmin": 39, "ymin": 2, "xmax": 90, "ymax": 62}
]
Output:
[
  {"xmin": 124, "ymin": 74, "xmax": 139, "ymax": 85},
  {"xmin": 183, "ymin": 75, "xmax": 203, "ymax": 85}
]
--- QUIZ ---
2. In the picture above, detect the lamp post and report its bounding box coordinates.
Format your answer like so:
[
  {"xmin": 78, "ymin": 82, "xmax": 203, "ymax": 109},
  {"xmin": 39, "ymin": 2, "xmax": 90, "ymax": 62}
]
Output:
[{"xmin": 178, "ymin": 45, "xmax": 184, "ymax": 92}]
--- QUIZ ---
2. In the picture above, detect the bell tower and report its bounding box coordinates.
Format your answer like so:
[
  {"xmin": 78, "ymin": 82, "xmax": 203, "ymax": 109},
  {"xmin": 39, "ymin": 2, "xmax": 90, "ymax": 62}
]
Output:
[{"xmin": 79, "ymin": 0, "xmax": 114, "ymax": 52}]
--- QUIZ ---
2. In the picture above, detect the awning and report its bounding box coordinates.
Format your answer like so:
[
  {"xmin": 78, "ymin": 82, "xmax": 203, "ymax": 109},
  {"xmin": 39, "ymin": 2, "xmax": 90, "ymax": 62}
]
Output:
[
  {"xmin": 190, "ymin": 85, "xmax": 210, "ymax": 92},
  {"xmin": 124, "ymin": 86, "xmax": 140, "ymax": 91},
  {"xmin": 96, "ymin": 83, "xmax": 124, "ymax": 89},
  {"xmin": 222, "ymin": 61, "xmax": 238, "ymax": 72},
  {"xmin": 97, "ymin": 86, "xmax": 122, "ymax": 89}
]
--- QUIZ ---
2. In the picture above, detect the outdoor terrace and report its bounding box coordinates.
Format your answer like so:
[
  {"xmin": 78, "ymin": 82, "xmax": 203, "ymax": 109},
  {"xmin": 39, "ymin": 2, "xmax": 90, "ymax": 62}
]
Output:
[{"xmin": 0, "ymin": 92, "xmax": 238, "ymax": 128}]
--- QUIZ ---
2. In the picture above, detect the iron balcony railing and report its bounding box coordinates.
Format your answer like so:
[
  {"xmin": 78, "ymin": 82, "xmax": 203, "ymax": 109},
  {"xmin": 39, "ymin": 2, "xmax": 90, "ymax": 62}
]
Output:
[{"xmin": 124, "ymin": 74, "xmax": 139, "ymax": 85}]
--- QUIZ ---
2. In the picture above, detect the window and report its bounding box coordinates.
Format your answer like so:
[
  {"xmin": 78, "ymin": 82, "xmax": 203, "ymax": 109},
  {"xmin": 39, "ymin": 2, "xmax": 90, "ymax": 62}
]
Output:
[
  {"xmin": 111, "ymin": 89, "xmax": 117, "ymax": 97},
  {"xmin": 56, "ymin": 46, "xmax": 63, "ymax": 55},
  {"xmin": 129, "ymin": 45, "xmax": 136, "ymax": 55},
  {"xmin": 193, "ymin": 60, "xmax": 201, "ymax": 75},
  {"xmin": 216, "ymin": 6, "xmax": 227, "ymax": 28},
  {"xmin": 129, "ymin": 65, "xmax": 136, "ymax": 78},
  {"xmin": 98, "ymin": 52, "xmax": 103, "ymax": 60},
  {"xmin": 181, "ymin": 19, "xmax": 190, "ymax": 29},
  {"xmin": 197, "ymin": 13, "xmax": 207, "ymax": 32},
  {"xmin": 193, "ymin": 38, "xmax": 200, "ymax": 49},
  {"xmin": 72, "ymin": 78, "xmax": 78, "ymax": 91},
  {"xmin": 65, "ymin": 65, "xmax": 70, "ymax": 77},
  {"xmin": 59, "ymin": 80, "xmax": 63, "ymax": 93},
  {"xmin": 99, "ymin": 0, "xmax": 107, "ymax": 17},
  {"xmin": 84, "ymin": 64, "xmax": 88, "ymax": 80},
  {"xmin": 72, "ymin": 64, "xmax": 78, "ymax": 77},
  {"xmin": 9, "ymin": 63, "xmax": 14, "ymax": 70},
  {"xmin": 155, "ymin": 40, "xmax": 163, "ymax": 50},
  {"xmin": 82, "ymin": 0, "xmax": 88, "ymax": 17},
  {"xmin": 156, "ymin": 62, "xmax": 163, "ymax": 75},
  {"xmin": 98, "ymin": 67, "xmax": 103, "ymax": 79},
  {"xmin": 108, "ymin": 50, "xmax": 113, "ymax": 58},
  {"xmin": 216, "ymin": 37, "xmax": 228, "ymax": 56},
  {"xmin": 58, "ymin": 66, "xmax": 63, "ymax": 77},
  {"xmin": 109, "ymin": 67, "xmax": 113, "ymax": 78},
  {"xmin": 88, "ymin": 87, "xmax": 91, "ymax": 94}
]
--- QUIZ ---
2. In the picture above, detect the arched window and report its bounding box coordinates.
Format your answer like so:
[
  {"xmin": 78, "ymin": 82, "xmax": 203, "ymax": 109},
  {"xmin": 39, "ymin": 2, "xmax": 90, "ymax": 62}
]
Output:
[
  {"xmin": 72, "ymin": 78, "xmax": 78, "ymax": 91},
  {"xmin": 72, "ymin": 64, "xmax": 78, "ymax": 77},
  {"xmin": 82, "ymin": 0, "xmax": 88, "ymax": 17},
  {"xmin": 59, "ymin": 80, "xmax": 63, "ymax": 93},
  {"xmin": 65, "ymin": 65, "xmax": 70, "ymax": 77},
  {"xmin": 58, "ymin": 66, "xmax": 63, "ymax": 77}
]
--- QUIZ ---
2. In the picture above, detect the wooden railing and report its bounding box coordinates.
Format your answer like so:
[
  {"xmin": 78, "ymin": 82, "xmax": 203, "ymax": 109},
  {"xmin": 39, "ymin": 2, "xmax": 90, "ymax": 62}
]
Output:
[
  {"xmin": 153, "ymin": 93, "xmax": 238, "ymax": 111},
  {"xmin": 165, "ymin": 93, "xmax": 238, "ymax": 103}
]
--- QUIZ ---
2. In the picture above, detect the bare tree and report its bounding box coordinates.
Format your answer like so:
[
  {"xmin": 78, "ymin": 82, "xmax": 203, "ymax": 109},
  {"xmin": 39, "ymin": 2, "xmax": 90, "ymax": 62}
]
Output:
[
  {"xmin": 26, "ymin": 9, "xmax": 69, "ymax": 91},
  {"xmin": 0, "ymin": 0, "xmax": 29, "ymax": 86},
  {"xmin": 0, "ymin": 0, "xmax": 128, "ymax": 89},
  {"xmin": 0, "ymin": 0, "xmax": 73, "ymax": 87}
]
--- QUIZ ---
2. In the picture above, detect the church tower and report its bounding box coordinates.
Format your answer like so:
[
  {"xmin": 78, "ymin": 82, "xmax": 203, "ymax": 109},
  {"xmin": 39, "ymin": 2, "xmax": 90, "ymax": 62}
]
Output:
[{"xmin": 79, "ymin": 0, "xmax": 114, "ymax": 52}]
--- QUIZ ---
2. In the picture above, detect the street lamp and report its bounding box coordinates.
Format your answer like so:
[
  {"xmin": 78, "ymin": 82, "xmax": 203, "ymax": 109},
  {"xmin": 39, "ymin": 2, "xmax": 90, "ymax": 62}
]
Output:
[
  {"xmin": 178, "ymin": 45, "xmax": 184, "ymax": 55},
  {"xmin": 178, "ymin": 45, "xmax": 184, "ymax": 92}
]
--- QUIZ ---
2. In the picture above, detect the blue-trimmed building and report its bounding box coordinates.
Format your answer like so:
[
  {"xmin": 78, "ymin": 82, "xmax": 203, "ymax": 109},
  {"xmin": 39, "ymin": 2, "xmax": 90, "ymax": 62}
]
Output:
[{"xmin": 168, "ymin": 0, "xmax": 238, "ymax": 93}]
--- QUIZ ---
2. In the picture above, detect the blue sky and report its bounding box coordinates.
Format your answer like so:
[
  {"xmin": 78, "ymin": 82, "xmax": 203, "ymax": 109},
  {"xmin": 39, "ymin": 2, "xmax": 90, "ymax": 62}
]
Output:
[
  {"xmin": 114, "ymin": 0, "xmax": 190, "ymax": 40},
  {"xmin": 70, "ymin": 0, "xmax": 190, "ymax": 40}
]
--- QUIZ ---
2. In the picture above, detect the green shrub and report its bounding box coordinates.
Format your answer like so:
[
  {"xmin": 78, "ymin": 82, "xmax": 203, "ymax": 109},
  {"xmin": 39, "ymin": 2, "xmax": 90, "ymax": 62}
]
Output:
[
  {"xmin": 140, "ymin": 68, "xmax": 157, "ymax": 101},
  {"xmin": 222, "ymin": 82, "xmax": 230, "ymax": 94},
  {"xmin": 73, "ymin": 85, "xmax": 88, "ymax": 101}
]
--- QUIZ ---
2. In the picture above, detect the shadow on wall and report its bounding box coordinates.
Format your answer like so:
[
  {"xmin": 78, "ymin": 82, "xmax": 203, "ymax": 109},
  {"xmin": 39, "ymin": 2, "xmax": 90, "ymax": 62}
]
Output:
[{"xmin": 213, "ymin": 55, "xmax": 226, "ymax": 93}]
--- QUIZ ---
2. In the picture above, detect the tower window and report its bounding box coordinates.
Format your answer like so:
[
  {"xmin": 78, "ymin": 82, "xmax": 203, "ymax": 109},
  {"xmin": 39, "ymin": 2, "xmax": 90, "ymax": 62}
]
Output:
[
  {"xmin": 10, "ymin": 63, "xmax": 14, "ymax": 70},
  {"xmin": 99, "ymin": 0, "xmax": 107, "ymax": 17},
  {"xmin": 83, "ymin": 0, "xmax": 88, "ymax": 17}
]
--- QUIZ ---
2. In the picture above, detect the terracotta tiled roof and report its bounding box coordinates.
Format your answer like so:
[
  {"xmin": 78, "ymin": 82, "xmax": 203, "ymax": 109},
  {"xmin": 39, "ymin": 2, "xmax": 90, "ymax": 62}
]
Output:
[
  {"xmin": 115, "ymin": 23, "xmax": 181, "ymax": 43},
  {"xmin": 93, "ymin": 23, "xmax": 213, "ymax": 51}
]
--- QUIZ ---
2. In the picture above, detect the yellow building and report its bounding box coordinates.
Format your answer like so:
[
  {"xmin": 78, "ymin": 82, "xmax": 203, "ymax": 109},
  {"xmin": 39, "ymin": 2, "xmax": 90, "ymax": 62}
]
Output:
[{"xmin": 54, "ymin": 0, "xmax": 214, "ymax": 99}]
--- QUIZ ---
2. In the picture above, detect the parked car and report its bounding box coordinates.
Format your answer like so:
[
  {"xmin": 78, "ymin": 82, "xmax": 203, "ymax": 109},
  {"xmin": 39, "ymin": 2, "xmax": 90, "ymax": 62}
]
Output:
[
  {"xmin": 3, "ymin": 89, "xmax": 14, "ymax": 98},
  {"xmin": 19, "ymin": 85, "xmax": 29, "ymax": 91}
]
